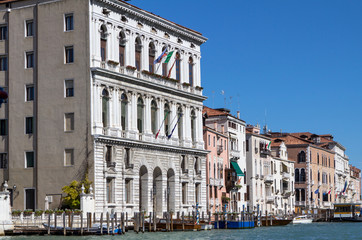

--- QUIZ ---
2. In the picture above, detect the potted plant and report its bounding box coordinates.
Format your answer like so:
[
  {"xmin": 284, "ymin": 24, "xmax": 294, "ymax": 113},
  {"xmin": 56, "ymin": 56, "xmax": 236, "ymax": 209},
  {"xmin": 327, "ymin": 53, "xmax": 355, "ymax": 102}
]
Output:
[
  {"xmin": 45, "ymin": 209, "xmax": 54, "ymax": 215},
  {"xmin": 23, "ymin": 209, "xmax": 33, "ymax": 216},
  {"xmin": 126, "ymin": 65, "xmax": 137, "ymax": 71},
  {"xmin": 12, "ymin": 210, "xmax": 22, "ymax": 216},
  {"xmin": 35, "ymin": 210, "xmax": 44, "ymax": 217},
  {"xmin": 107, "ymin": 60, "xmax": 119, "ymax": 66},
  {"xmin": 73, "ymin": 209, "xmax": 82, "ymax": 215},
  {"xmin": 55, "ymin": 209, "xmax": 64, "ymax": 215}
]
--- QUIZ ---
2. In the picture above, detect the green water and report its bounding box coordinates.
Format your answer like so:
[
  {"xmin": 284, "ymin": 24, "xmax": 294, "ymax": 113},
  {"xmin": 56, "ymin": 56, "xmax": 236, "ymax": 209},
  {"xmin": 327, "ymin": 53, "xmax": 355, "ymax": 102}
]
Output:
[{"xmin": 1, "ymin": 222, "xmax": 361, "ymax": 240}]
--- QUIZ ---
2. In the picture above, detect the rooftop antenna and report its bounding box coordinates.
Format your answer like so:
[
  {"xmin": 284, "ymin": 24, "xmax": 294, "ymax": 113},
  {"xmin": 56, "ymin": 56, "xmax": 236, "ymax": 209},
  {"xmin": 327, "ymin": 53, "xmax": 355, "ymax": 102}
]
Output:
[
  {"xmin": 263, "ymin": 108, "xmax": 268, "ymax": 134},
  {"xmin": 229, "ymin": 96, "xmax": 233, "ymax": 114},
  {"xmin": 237, "ymin": 93, "xmax": 240, "ymax": 112},
  {"xmin": 221, "ymin": 90, "xmax": 226, "ymax": 108}
]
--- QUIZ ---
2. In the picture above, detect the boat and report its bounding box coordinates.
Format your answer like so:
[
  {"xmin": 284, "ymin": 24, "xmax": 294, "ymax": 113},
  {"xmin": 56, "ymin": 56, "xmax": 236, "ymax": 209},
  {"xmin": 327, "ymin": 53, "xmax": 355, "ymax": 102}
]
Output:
[
  {"xmin": 214, "ymin": 220, "xmax": 255, "ymax": 229},
  {"xmin": 155, "ymin": 219, "xmax": 202, "ymax": 231},
  {"xmin": 333, "ymin": 203, "xmax": 362, "ymax": 222},
  {"xmin": 293, "ymin": 215, "xmax": 313, "ymax": 224},
  {"xmin": 255, "ymin": 216, "xmax": 292, "ymax": 226}
]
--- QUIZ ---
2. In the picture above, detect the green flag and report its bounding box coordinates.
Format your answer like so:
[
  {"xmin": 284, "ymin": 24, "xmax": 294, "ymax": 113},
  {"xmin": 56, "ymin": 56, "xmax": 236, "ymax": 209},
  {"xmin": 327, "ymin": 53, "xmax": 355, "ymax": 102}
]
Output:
[{"xmin": 164, "ymin": 51, "xmax": 174, "ymax": 63}]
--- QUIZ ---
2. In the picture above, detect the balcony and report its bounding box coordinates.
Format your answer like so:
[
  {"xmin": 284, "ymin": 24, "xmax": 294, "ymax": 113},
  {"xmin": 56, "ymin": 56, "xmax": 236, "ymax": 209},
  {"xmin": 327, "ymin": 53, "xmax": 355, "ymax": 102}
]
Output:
[
  {"xmin": 217, "ymin": 145, "xmax": 223, "ymax": 155},
  {"xmin": 295, "ymin": 201, "xmax": 306, "ymax": 206},
  {"xmin": 260, "ymin": 149, "xmax": 271, "ymax": 157},
  {"xmin": 210, "ymin": 198, "xmax": 214, "ymax": 206},
  {"xmin": 255, "ymin": 174, "xmax": 259, "ymax": 179},
  {"xmin": 323, "ymin": 202, "xmax": 331, "ymax": 208},
  {"xmin": 264, "ymin": 175, "xmax": 273, "ymax": 184},
  {"xmin": 230, "ymin": 149, "xmax": 241, "ymax": 159},
  {"xmin": 209, "ymin": 178, "xmax": 215, "ymax": 186},
  {"xmin": 282, "ymin": 172, "xmax": 290, "ymax": 180},
  {"xmin": 266, "ymin": 196, "xmax": 274, "ymax": 203},
  {"xmin": 283, "ymin": 190, "xmax": 291, "ymax": 197}
]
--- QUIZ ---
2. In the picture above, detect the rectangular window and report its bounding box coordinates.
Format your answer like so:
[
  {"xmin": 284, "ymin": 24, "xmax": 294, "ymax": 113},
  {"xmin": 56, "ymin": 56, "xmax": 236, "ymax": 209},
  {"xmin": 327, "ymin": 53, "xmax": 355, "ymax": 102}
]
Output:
[
  {"xmin": 208, "ymin": 135, "xmax": 210, "ymax": 146},
  {"xmin": 26, "ymin": 20, "xmax": 33, "ymax": 37},
  {"xmin": 106, "ymin": 178, "xmax": 114, "ymax": 203},
  {"xmin": 64, "ymin": 149, "xmax": 74, "ymax": 166},
  {"xmin": 119, "ymin": 45, "xmax": 125, "ymax": 67},
  {"xmin": 209, "ymin": 185, "xmax": 212, "ymax": 198},
  {"xmin": 26, "ymin": 85, "xmax": 34, "ymax": 101},
  {"xmin": 0, "ymin": 153, "xmax": 7, "ymax": 169},
  {"xmin": 65, "ymin": 46, "xmax": 74, "ymax": 63},
  {"xmin": 25, "ymin": 189, "xmax": 35, "ymax": 211},
  {"xmin": 246, "ymin": 140, "xmax": 249, "ymax": 152},
  {"xmin": 25, "ymin": 117, "xmax": 33, "ymax": 134},
  {"xmin": 182, "ymin": 182, "xmax": 187, "ymax": 204},
  {"xmin": 101, "ymin": 39, "xmax": 106, "ymax": 62},
  {"xmin": 125, "ymin": 179, "xmax": 131, "ymax": 203},
  {"xmin": 214, "ymin": 186, "xmax": 218, "ymax": 198},
  {"xmin": 64, "ymin": 113, "xmax": 74, "ymax": 132},
  {"xmin": 26, "ymin": 52, "xmax": 34, "ymax": 68},
  {"xmin": 213, "ymin": 136, "xmax": 215, "ymax": 147},
  {"xmin": 0, "ymin": 119, "xmax": 7, "ymax": 136},
  {"xmin": 0, "ymin": 25, "xmax": 7, "ymax": 40},
  {"xmin": 25, "ymin": 151, "xmax": 34, "ymax": 168},
  {"xmin": 65, "ymin": 80, "xmax": 74, "ymax": 97},
  {"xmin": 0, "ymin": 56, "xmax": 7, "ymax": 71},
  {"xmin": 65, "ymin": 14, "xmax": 74, "ymax": 31}
]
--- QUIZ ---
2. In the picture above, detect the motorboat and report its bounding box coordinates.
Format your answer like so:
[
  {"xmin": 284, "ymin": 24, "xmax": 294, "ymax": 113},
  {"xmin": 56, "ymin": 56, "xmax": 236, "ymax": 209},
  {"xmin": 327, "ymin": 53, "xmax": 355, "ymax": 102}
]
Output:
[{"xmin": 293, "ymin": 215, "xmax": 313, "ymax": 224}]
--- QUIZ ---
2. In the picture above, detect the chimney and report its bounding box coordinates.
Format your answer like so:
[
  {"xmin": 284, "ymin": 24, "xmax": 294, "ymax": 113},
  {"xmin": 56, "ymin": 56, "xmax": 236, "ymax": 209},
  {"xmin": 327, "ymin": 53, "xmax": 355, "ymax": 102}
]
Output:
[
  {"xmin": 213, "ymin": 122, "xmax": 217, "ymax": 131},
  {"xmin": 221, "ymin": 125, "xmax": 224, "ymax": 134},
  {"xmin": 237, "ymin": 111, "xmax": 240, "ymax": 119}
]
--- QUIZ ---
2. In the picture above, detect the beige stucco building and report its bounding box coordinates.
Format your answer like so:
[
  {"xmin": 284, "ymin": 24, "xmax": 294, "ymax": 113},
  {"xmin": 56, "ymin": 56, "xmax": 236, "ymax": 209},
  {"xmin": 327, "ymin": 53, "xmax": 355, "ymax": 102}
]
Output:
[{"xmin": 0, "ymin": 0, "xmax": 208, "ymax": 217}]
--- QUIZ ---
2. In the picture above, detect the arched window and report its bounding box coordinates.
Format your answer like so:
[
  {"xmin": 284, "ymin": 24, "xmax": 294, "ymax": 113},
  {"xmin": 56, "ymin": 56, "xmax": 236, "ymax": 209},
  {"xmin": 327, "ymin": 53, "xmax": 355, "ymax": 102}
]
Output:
[
  {"xmin": 177, "ymin": 107, "xmax": 183, "ymax": 140},
  {"xmin": 137, "ymin": 97, "xmax": 144, "ymax": 133},
  {"xmin": 149, "ymin": 42, "xmax": 155, "ymax": 73},
  {"xmin": 188, "ymin": 56, "xmax": 194, "ymax": 86},
  {"xmin": 317, "ymin": 153, "xmax": 319, "ymax": 165},
  {"xmin": 191, "ymin": 110, "xmax": 196, "ymax": 142},
  {"xmin": 175, "ymin": 52, "xmax": 181, "ymax": 81},
  {"xmin": 296, "ymin": 189, "xmax": 300, "ymax": 201},
  {"xmin": 100, "ymin": 25, "xmax": 107, "ymax": 62},
  {"xmin": 295, "ymin": 169, "xmax": 299, "ymax": 182},
  {"xmin": 102, "ymin": 89, "xmax": 109, "ymax": 127},
  {"xmin": 135, "ymin": 37, "xmax": 142, "ymax": 71},
  {"xmin": 162, "ymin": 46, "xmax": 167, "ymax": 77},
  {"xmin": 301, "ymin": 189, "xmax": 305, "ymax": 201},
  {"xmin": 300, "ymin": 168, "xmax": 306, "ymax": 182},
  {"xmin": 164, "ymin": 103, "xmax": 170, "ymax": 136},
  {"xmin": 151, "ymin": 100, "xmax": 158, "ymax": 134},
  {"xmin": 119, "ymin": 32, "xmax": 126, "ymax": 66},
  {"xmin": 121, "ymin": 93, "xmax": 128, "ymax": 130},
  {"xmin": 298, "ymin": 151, "xmax": 306, "ymax": 163}
]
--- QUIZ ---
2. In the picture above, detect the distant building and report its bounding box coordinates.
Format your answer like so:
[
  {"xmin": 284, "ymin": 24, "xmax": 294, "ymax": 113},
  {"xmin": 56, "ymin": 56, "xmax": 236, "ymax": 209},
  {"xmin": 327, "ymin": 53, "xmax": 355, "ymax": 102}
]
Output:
[
  {"xmin": 203, "ymin": 107, "xmax": 246, "ymax": 212},
  {"xmin": 203, "ymin": 121, "xmax": 228, "ymax": 213},
  {"xmin": 270, "ymin": 132, "xmax": 335, "ymax": 212},
  {"xmin": 0, "ymin": 0, "xmax": 208, "ymax": 216},
  {"xmin": 349, "ymin": 165, "xmax": 361, "ymax": 203}
]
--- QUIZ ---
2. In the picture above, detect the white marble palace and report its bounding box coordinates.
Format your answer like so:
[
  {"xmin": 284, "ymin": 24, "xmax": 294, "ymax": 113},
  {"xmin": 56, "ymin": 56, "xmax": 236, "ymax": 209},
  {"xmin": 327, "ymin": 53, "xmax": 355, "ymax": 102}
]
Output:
[{"xmin": 90, "ymin": 1, "xmax": 208, "ymax": 216}]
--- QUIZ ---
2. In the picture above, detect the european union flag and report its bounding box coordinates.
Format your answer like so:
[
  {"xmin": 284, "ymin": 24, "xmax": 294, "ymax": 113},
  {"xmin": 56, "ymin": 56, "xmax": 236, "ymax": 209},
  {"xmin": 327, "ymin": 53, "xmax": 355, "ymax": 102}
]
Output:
[{"xmin": 314, "ymin": 189, "xmax": 319, "ymax": 194}]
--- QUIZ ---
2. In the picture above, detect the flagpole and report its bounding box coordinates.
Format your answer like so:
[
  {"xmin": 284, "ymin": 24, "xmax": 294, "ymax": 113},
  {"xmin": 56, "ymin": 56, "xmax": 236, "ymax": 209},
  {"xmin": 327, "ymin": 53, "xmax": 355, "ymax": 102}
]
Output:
[
  {"xmin": 155, "ymin": 111, "xmax": 169, "ymax": 139},
  {"xmin": 167, "ymin": 59, "xmax": 176, "ymax": 78},
  {"xmin": 168, "ymin": 113, "xmax": 182, "ymax": 139}
]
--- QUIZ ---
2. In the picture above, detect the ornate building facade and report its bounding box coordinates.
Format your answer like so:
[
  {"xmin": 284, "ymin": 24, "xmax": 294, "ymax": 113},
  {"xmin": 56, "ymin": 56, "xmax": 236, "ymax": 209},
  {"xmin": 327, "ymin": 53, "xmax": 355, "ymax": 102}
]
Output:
[{"xmin": 0, "ymin": 0, "xmax": 208, "ymax": 216}]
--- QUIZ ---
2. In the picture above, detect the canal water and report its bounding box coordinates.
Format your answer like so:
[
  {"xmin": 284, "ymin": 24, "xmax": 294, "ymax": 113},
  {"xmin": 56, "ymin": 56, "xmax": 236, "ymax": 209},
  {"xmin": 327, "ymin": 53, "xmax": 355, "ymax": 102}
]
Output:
[{"xmin": 2, "ymin": 222, "xmax": 361, "ymax": 240}]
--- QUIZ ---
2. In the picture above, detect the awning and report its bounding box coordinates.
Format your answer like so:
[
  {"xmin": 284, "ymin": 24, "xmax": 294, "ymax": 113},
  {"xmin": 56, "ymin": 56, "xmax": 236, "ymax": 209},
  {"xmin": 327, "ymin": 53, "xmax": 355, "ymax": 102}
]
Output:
[{"xmin": 230, "ymin": 161, "xmax": 245, "ymax": 177}]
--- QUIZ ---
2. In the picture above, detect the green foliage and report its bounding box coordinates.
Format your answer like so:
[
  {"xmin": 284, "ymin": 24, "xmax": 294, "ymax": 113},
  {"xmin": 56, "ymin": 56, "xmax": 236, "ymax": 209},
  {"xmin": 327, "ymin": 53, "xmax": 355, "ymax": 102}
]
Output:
[{"xmin": 61, "ymin": 174, "xmax": 92, "ymax": 210}]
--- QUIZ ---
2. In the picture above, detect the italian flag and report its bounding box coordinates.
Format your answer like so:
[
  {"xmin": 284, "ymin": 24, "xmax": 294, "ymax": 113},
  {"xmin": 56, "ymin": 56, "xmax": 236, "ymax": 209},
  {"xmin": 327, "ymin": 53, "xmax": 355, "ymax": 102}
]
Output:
[
  {"xmin": 164, "ymin": 51, "xmax": 174, "ymax": 63},
  {"xmin": 267, "ymin": 141, "xmax": 271, "ymax": 149}
]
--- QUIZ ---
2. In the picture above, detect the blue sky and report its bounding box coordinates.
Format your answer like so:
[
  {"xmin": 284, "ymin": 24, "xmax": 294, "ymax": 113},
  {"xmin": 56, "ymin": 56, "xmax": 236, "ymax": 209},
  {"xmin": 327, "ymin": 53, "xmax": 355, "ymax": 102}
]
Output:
[{"xmin": 134, "ymin": 0, "xmax": 362, "ymax": 170}]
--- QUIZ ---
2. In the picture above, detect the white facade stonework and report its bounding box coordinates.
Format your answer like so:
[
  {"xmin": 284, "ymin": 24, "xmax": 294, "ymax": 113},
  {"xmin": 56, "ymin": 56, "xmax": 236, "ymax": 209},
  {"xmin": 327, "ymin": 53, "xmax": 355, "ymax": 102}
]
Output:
[{"xmin": 89, "ymin": 0, "xmax": 208, "ymax": 217}]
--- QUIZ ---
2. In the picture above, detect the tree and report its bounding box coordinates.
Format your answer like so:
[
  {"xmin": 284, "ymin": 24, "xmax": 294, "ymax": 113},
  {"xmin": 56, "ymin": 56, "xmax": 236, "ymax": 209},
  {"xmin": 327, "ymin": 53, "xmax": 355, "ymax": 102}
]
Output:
[{"xmin": 61, "ymin": 173, "xmax": 92, "ymax": 209}]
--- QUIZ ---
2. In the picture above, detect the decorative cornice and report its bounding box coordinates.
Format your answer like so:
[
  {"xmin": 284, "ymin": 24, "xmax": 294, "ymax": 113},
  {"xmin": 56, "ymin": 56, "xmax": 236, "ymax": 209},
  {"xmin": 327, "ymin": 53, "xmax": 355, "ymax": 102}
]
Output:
[
  {"xmin": 94, "ymin": 135, "xmax": 209, "ymax": 156},
  {"xmin": 96, "ymin": 0, "xmax": 208, "ymax": 45},
  {"xmin": 91, "ymin": 67, "xmax": 207, "ymax": 102}
]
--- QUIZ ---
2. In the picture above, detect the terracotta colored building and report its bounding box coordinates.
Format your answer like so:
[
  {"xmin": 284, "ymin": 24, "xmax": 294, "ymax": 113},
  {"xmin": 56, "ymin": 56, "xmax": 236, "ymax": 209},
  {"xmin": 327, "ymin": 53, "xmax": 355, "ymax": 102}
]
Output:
[
  {"xmin": 203, "ymin": 125, "xmax": 229, "ymax": 213},
  {"xmin": 270, "ymin": 132, "xmax": 335, "ymax": 212}
]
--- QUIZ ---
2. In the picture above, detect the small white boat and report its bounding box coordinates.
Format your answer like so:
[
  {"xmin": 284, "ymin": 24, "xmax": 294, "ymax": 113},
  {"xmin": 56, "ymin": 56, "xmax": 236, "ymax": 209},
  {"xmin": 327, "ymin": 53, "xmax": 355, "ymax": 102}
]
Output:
[{"xmin": 293, "ymin": 215, "xmax": 313, "ymax": 224}]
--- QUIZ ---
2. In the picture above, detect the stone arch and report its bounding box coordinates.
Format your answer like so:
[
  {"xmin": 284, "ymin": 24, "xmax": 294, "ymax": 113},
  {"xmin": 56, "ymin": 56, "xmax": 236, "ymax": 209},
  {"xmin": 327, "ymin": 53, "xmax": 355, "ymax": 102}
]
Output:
[
  {"xmin": 139, "ymin": 165, "xmax": 149, "ymax": 212},
  {"xmin": 167, "ymin": 168, "xmax": 176, "ymax": 212},
  {"xmin": 153, "ymin": 167, "xmax": 163, "ymax": 217}
]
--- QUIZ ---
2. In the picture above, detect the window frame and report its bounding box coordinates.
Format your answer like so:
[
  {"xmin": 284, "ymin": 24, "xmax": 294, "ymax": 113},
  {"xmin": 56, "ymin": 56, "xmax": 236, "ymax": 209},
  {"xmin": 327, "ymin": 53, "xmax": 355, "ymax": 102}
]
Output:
[
  {"xmin": 0, "ymin": 55, "xmax": 7, "ymax": 71},
  {"xmin": 0, "ymin": 119, "xmax": 7, "ymax": 136},
  {"xmin": 64, "ymin": 79, "xmax": 74, "ymax": 98},
  {"xmin": 64, "ymin": 148, "xmax": 74, "ymax": 166},
  {"xmin": 0, "ymin": 25, "xmax": 7, "ymax": 41},
  {"xmin": 25, "ymin": 20, "xmax": 34, "ymax": 37},
  {"xmin": 25, "ymin": 51, "xmax": 34, "ymax": 69},
  {"xmin": 25, "ymin": 151, "xmax": 35, "ymax": 168},
  {"xmin": 26, "ymin": 84, "xmax": 34, "ymax": 102},
  {"xmin": 25, "ymin": 116, "xmax": 33, "ymax": 134},
  {"xmin": 64, "ymin": 13, "xmax": 74, "ymax": 32},
  {"xmin": 65, "ymin": 46, "xmax": 74, "ymax": 64},
  {"xmin": 64, "ymin": 112, "xmax": 74, "ymax": 132}
]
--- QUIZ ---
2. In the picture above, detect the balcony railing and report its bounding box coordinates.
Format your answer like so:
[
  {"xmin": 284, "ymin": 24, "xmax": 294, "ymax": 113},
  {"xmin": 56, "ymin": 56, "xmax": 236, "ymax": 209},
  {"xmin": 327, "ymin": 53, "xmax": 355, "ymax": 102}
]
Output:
[
  {"xmin": 107, "ymin": 161, "xmax": 116, "ymax": 168},
  {"xmin": 323, "ymin": 202, "xmax": 331, "ymax": 208},
  {"xmin": 230, "ymin": 149, "xmax": 240, "ymax": 158},
  {"xmin": 264, "ymin": 175, "xmax": 273, "ymax": 184},
  {"xmin": 266, "ymin": 196, "xmax": 274, "ymax": 203},
  {"xmin": 217, "ymin": 145, "xmax": 223, "ymax": 155},
  {"xmin": 282, "ymin": 172, "xmax": 290, "ymax": 180},
  {"xmin": 260, "ymin": 149, "xmax": 271, "ymax": 156},
  {"xmin": 295, "ymin": 201, "xmax": 306, "ymax": 206}
]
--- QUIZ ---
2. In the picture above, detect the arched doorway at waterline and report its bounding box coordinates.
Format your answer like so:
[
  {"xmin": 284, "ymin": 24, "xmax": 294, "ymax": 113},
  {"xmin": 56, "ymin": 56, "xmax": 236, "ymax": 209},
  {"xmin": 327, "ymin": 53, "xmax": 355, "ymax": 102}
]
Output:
[
  {"xmin": 139, "ymin": 166, "xmax": 148, "ymax": 213},
  {"xmin": 167, "ymin": 168, "xmax": 175, "ymax": 213},
  {"xmin": 153, "ymin": 167, "xmax": 162, "ymax": 217}
]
